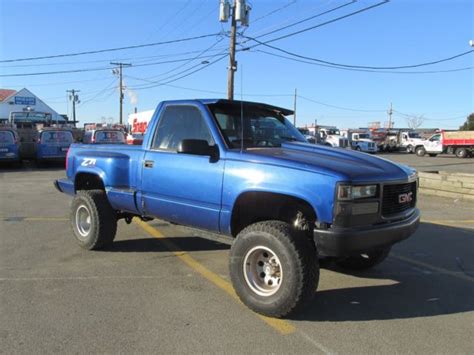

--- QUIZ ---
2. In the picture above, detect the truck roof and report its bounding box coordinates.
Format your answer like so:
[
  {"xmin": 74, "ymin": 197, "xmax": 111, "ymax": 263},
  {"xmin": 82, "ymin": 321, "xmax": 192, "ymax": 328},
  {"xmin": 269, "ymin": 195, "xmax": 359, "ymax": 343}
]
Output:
[{"xmin": 164, "ymin": 99, "xmax": 294, "ymax": 116}]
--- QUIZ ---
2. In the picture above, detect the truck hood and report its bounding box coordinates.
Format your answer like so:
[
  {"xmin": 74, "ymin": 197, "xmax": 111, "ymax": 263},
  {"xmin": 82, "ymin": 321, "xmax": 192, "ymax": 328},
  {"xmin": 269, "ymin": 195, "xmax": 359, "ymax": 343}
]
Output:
[{"xmin": 238, "ymin": 142, "xmax": 414, "ymax": 182}]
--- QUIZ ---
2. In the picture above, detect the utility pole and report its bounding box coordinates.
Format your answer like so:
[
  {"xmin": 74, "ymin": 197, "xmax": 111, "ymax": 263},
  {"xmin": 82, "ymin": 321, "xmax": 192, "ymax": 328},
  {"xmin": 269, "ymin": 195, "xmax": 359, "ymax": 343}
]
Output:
[
  {"xmin": 220, "ymin": 0, "xmax": 251, "ymax": 101},
  {"xmin": 293, "ymin": 88, "xmax": 297, "ymax": 126},
  {"xmin": 111, "ymin": 62, "xmax": 132, "ymax": 124},
  {"xmin": 67, "ymin": 89, "xmax": 80, "ymax": 127},
  {"xmin": 388, "ymin": 102, "xmax": 393, "ymax": 129},
  {"xmin": 227, "ymin": 9, "xmax": 237, "ymax": 100}
]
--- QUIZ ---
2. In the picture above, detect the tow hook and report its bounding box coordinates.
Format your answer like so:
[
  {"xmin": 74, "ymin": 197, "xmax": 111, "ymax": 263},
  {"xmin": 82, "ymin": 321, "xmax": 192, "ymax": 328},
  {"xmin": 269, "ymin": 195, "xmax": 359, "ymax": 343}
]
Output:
[{"xmin": 124, "ymin": 216, "xmax": 133, "ymax": 224}]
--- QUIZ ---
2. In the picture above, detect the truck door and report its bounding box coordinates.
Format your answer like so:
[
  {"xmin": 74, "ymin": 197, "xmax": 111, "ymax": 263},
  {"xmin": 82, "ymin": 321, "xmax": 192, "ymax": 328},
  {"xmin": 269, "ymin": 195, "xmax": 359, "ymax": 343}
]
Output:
[
  {"xmin": 425, "ymin": 134, "xmax": 442, "ymax": 153},
  {"xmin": 140, "ymin": 105, "xmax": 224, "ymax": 232}
]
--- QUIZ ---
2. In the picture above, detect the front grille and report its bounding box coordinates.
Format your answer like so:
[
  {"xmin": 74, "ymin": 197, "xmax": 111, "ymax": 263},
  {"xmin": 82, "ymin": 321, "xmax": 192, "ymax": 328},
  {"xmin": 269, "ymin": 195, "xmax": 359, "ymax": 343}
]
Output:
[{"xmin": 382, "ymin": 181, "xmax": 416, "ymax": 216}]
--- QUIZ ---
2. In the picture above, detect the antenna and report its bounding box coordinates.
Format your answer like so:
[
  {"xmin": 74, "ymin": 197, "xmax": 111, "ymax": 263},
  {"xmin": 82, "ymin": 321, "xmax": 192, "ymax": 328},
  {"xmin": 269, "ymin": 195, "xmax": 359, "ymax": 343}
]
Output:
[{"xmin": 240, "ymin": 63, "xmax": 244, "ymax": 153}]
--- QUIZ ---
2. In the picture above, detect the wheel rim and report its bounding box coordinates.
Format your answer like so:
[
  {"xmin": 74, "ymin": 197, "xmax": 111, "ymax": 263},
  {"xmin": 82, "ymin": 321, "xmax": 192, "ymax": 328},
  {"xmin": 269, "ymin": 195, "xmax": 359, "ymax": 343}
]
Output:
[
  {"xmin": 243, "ymin": 246, "xmax": 283, "ymax": 297},
  {"xmin": 75, "ymin": 205, "xmax": 91, "ymax": 239}
]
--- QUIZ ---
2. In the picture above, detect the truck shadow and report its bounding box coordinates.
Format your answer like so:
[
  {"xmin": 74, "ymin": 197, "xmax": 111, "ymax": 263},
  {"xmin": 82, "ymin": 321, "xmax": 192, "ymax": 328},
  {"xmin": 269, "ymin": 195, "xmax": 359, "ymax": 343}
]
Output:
[
  {"xmin": 106, "ymin": 236, "xmax": 230, "ymax": 253},
  {"xmin": 292, "ymin": 222, "xmax": 474, "ymax": 322}
]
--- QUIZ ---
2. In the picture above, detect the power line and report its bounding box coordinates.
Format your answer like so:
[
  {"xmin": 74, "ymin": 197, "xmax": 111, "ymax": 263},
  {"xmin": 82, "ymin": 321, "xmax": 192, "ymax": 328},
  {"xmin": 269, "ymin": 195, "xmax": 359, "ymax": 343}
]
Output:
[
  {"xmin": 249, "ymin": 0, "xmax": 356, "ymax": 40},
  {"xmin": 0, "ymin": 52, "xmax": 225, "ymax": 77},
  {"xmin": 0, "ymin": 32, "xmax": 221, "ymax": 63},
  {"xmin": 251, "ymin": 0, "xmax": 298, "ymax": 24},
  {"xmin": 129, "ymin": 54, "xmax": 228, "ymax": 91},
  {"xmin": 393, "ymin": 110, "xmax": 468, "ymax": 121},
  {"xmin": 243, "ymin": 1, "xmax": 389, "ymax": 49},
  {"xmin": 298, "ymin": 95, "xmax": 385, "ymax": 113},
  {"xmin": 254, "ymin": 49, "xmax": 474, "ymax": 74},
  {"xmin": 246, "ymin": 35, "xmax": 474, "ymax": 70}
]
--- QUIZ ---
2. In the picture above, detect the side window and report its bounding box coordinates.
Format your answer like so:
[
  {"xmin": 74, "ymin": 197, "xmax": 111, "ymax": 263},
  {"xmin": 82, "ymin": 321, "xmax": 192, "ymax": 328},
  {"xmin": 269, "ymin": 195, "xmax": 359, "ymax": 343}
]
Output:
[
  {"xmin": 430, "ymin": 134, "xmax": 441, "ymax": 142},
  {"xmin": 152, "ymin": 106, "xmax": 214, "ymax": 151}
]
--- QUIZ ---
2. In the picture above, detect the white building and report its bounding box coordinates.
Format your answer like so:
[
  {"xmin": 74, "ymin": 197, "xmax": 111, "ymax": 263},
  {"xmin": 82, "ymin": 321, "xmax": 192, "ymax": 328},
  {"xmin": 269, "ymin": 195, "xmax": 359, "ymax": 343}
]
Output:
[{"xmin": 0, "ymin": 88, "xmax": 65, "ymax": 122}]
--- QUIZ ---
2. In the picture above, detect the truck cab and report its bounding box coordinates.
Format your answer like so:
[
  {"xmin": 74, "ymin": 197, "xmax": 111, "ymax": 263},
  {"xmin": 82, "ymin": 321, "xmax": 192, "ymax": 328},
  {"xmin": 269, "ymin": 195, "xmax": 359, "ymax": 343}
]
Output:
[
  {"xmin": 399, "ymin": 131, "xmax": 425, "ymax": 153},
  {"xmin": 342, "ymin": 130, "xmax": 377, "ymax": 153},
  {"xmin": 83, "ymin": 129, "xmax": 126, "ymax": 144},
  {"xmin": 318, "ymin": 127, "xmax": 349, "ymax": 148}
]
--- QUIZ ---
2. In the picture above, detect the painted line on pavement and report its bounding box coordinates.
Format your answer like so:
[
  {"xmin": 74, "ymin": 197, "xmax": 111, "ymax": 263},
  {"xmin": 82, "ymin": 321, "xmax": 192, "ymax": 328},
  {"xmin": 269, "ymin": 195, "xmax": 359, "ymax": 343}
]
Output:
[
  {"xmin": 391, "ymin": 254, "xmax": 474, "ymax": 283},
  {"xmin": 134, "ymin": 219, "xmax": 296, "ymax": 336}
]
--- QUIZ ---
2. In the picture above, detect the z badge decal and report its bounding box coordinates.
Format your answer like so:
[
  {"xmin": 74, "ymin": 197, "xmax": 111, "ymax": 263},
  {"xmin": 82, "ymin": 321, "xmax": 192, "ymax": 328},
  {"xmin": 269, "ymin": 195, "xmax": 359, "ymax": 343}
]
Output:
[{"xmin": 81, "ymin": 158, "xmax": 96, "ymax": 167}]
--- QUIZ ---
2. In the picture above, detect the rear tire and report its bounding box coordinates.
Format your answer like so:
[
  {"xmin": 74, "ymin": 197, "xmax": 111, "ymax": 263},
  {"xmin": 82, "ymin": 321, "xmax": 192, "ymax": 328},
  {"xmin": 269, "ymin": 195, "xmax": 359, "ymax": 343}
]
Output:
[
  {"xmin": 336, "ymin": 247, "xmax": 391, "ymax": 270},
  {"xmin": 415, "ymin": 146, "xmax": 426, "ymax": 157},
  {"xmin": 456, "ymin": 148, "xmax": 468, "ymax": 158},
  {"xmin": 229, "ymin": 221, "xmax": 319, "ymax": 318},
  {"xmin": 70, "ymin": 190, "xmax": 117, "ymax": 250},
  {"xmin": 406, "ymin": 145, "xmax": 413, "ymax": 153}
]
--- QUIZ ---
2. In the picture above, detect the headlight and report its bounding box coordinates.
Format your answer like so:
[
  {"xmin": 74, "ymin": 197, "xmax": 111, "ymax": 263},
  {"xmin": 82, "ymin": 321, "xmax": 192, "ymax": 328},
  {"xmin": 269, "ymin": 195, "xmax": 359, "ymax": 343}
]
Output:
[{"xmin": 337, "ymin": 184, "xmax": 377, "ymax": 200}]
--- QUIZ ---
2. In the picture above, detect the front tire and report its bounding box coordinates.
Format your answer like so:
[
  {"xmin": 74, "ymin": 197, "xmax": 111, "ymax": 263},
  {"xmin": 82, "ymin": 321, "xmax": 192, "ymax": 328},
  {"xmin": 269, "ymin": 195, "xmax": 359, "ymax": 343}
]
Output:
[
  {"xmin": 70, "ymin": 190, "xmax": 117, "ymax": 250},
  {"xmin": 415, "ymin": 146, "xmax": 426, "ymax": 157},
  {"xmin": 229, "ymin": 221, "xmax": 319, "ymax": 318},
  {"xmin": 336, "ymin": 247, "xmax": 391, "ymax": 270}
]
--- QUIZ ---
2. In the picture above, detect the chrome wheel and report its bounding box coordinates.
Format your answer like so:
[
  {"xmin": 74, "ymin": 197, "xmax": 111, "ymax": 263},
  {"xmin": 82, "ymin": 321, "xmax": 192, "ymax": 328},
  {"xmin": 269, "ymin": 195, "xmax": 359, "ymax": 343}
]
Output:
[
  {"xmin": 243, "ymin": 246, "xmax": 283, "ymax": 297},
  {"xmin": 75, "ymin": 205, "xmax": 91, "ymax": 239}
]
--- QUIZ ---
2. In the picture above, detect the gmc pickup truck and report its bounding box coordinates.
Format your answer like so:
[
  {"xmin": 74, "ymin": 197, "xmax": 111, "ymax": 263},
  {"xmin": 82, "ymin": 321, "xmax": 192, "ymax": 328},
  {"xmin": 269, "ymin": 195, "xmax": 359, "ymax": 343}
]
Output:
[{"xmin": 55, "ymin": 99, "xmax": 420, "ymax": 318}]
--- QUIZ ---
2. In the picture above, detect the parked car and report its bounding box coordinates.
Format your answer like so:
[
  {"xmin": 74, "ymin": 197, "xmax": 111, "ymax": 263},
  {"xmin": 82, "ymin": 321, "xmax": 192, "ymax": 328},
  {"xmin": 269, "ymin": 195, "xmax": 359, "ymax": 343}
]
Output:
[
  {"xmin": 55, "ymin": 99, "xmax": 420, "ymax": 318},
  {"xmin": 341, "ymin": 129, "xmax": 377, "ymax": 153},
  {"xmin": 83, "ymin": 129, "xmax": 126, "ymax": 144},
  {"xmin": 0, "ymin": 127, "xmax": 21, "ymax": 166},
  {"xmin": 36, "ymin": 129, "xmax": 74, "ymax": 164}
]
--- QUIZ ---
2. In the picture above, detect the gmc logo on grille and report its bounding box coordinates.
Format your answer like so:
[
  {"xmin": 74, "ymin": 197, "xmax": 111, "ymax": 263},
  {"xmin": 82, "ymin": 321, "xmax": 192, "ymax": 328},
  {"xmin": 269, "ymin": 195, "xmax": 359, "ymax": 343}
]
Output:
[{"xmin": 398, "ymin": 192, "xmax": 413, "ymax": 204}]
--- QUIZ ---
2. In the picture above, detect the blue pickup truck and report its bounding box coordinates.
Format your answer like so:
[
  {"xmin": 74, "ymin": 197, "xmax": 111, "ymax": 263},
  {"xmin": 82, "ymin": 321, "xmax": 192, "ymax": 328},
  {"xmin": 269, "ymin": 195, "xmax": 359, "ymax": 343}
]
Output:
[{"xmin": 55, "ymin": 99, "xmax": 420, "ymax": 317}]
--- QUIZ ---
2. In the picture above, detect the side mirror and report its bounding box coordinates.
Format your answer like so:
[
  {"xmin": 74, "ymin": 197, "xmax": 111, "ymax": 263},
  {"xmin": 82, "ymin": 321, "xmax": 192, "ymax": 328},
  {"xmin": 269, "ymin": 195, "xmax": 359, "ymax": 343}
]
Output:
[{"xmin": 178, "ymin": 139, "xmax": 219, "ymax": 160}]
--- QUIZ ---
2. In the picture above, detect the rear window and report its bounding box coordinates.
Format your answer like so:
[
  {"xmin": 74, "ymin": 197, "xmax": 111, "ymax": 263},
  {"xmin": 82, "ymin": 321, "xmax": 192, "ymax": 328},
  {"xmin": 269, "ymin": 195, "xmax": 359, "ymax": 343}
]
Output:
[
  {"xmin": 40, "ymin": 131, "xmax": 73, "ymax": 144},
  {"xmin": 94, "ymin": 130, "xmax": 125, "ymax": 144},
  {"xmin": 0, "ymin": 131, "xmax": 15, "ymax": 144}
]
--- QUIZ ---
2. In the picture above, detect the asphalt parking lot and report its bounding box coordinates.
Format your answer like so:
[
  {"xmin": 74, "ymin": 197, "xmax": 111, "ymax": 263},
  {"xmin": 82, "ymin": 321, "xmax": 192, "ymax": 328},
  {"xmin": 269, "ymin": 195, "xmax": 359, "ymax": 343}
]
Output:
[{"xmin": 1, "ymin": 163, "xmax": 473, "ymax": 353}]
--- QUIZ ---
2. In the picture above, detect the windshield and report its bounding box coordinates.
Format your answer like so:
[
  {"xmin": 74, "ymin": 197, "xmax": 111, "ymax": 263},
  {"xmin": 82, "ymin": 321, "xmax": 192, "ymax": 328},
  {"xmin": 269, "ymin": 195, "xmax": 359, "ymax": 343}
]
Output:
[
  {"xmin": 358, "ymin": 133, "xmax": 370, "ymax": 139},
  {"xmin": 94, "ymin": 130, "xmax": 125, "ymax": 144},
  {"xmin": 0, "ymin": 131, "xmax": 15, "ymax": 144},
  {"xmin": 298, "ymin": 128, "xmax": 310, "ymax": 135},
  {"xmin": 40, "ymin": 131, "xmax": 73, "ymax": 144},
  {"xmin": 209, "ymin": 104, "xmax": 305, "ymax": 148},
  {"xmin": 408, "ymin": 132, "xmax": 421, "ymax": 138},
  {"xmin": 327, "ymin": 129, "xmax": 340, "ymax": 135}
]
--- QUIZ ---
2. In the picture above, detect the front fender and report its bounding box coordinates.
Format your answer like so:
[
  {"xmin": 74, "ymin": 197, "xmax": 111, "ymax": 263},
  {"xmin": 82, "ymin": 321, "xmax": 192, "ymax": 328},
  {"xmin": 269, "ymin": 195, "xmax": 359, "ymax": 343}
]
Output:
[{"xmin": 220, "ymin": 160, "xmax": 338, "ymax": 234}]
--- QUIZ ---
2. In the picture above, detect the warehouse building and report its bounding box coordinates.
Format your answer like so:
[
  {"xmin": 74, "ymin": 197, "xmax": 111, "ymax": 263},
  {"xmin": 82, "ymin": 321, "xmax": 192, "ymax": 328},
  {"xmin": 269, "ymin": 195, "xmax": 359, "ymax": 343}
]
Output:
[{"xmin": 0, "ymin": 88, "xmax": 65, "ymax": 123}]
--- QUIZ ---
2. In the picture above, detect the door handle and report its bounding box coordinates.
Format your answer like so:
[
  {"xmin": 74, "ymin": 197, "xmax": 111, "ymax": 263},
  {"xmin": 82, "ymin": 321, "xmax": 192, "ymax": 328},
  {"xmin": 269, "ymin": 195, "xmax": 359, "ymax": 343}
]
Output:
[{"xmin": 144, "ymin": 160, "xmax": 154, "ymax": 168}]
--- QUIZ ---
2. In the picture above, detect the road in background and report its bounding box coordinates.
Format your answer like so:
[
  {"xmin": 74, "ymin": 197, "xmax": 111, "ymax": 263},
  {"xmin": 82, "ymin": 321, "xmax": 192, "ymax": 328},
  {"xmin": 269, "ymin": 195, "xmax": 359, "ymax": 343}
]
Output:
[
  {"xmin": 1, "ymin": 168, "xmax": 473, "ymax": 353},
  {"xmin": 380, "ymin": 152, "xmax": 473, "ymax": 174}
]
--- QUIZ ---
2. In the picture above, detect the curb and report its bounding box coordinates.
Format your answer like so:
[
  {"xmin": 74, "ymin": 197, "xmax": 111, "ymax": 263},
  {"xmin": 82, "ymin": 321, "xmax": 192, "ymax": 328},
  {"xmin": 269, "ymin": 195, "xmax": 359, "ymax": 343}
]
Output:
[{"xmin": 419, "ymin": 171, "xmax": 474, "ymax": 202}]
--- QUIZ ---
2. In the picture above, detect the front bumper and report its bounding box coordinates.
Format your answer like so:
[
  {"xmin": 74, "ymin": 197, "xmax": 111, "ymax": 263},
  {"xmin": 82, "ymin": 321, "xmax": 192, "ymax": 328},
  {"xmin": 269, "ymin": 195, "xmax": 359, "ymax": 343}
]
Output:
[{"xmin": 314, "ymin": 208, "xmax": 420, "ymax": 257}]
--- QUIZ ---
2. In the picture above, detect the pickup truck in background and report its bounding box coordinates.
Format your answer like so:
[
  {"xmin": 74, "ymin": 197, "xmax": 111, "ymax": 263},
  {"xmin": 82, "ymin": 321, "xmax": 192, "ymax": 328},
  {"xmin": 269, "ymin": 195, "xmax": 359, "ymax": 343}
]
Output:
[
  {"xmin": 54, "ymin": 99, "xmax": 420, "ymax": 317},
  {"xmin": 415, "ymin": 130, "xmax": 474, "ymax": 158}
]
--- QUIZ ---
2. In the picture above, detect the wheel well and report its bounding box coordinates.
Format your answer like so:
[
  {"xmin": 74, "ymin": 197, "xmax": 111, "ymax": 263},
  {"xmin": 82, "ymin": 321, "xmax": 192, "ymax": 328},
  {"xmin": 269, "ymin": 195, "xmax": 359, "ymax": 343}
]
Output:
[
  {"xmin": 230, "ymin": 192, "xmax": 317, "ymax": 237},
  {"xmin": 75, "ymin": 173, "xmax": 105, "ymax": 191}
]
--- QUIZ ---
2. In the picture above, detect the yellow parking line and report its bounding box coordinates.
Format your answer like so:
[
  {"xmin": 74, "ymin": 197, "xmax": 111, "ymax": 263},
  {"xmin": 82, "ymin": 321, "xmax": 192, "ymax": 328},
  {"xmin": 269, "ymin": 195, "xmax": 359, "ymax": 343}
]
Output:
[
  {"xmin": 422, "ymin": 219, "xmax": 474, "ymax": 225},
  {"xmin": 0, "ymin": 217, "xmax": 68, "ymax": 222},
  {"xmin": 134, "ymin": 219, "xmax": 296, "ymax": 335},
  {"xmin": 392, "ymin": 254, "xmax": 474, "ymax": 283}
]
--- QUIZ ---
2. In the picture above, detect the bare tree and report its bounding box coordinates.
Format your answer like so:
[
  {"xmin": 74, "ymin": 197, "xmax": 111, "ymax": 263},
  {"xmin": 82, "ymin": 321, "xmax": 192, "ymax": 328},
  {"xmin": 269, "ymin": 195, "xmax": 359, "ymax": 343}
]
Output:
[{"xmin": 406, "ymin": 115, "xmax": 424, "ymax": 129}]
